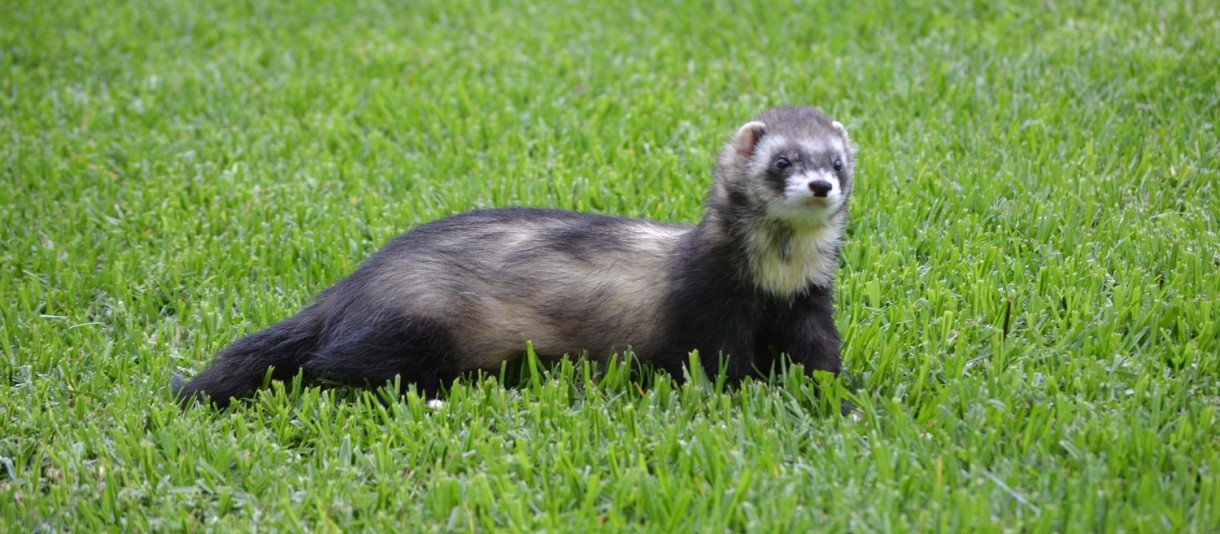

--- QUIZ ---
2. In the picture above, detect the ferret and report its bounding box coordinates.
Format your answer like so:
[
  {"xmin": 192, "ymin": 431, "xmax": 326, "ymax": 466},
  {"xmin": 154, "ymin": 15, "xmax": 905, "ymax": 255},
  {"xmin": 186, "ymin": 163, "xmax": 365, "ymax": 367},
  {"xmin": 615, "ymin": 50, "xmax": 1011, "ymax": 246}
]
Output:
[{"xmin": 173, "ymin": 106, "xmax": 855, "ymax": 408}]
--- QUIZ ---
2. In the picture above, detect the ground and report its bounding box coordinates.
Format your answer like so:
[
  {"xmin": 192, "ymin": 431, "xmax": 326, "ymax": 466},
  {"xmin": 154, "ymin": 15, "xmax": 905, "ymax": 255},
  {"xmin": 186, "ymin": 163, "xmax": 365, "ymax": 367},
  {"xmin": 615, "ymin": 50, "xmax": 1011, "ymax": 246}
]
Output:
[{"xmin": 1, "ymin": 0, "xmax": 1217, "ymax": 531}]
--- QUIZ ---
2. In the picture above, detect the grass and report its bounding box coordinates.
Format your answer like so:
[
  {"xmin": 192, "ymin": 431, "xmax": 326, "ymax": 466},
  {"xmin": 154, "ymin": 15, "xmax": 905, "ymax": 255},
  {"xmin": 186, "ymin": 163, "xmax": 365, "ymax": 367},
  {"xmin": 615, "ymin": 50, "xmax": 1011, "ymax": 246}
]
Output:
[{"xmin": 2, "ymin": 0, "xmax": 1217, "ymax": 530}]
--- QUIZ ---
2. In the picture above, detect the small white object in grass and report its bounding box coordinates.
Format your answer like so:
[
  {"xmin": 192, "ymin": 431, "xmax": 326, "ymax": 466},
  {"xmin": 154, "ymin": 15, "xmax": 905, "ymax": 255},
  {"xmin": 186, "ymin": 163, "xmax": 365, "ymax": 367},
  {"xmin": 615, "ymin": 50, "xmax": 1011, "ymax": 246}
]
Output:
[{"xmin": 425, "ymin": 399, "xmax": 446, "ymax": 410}]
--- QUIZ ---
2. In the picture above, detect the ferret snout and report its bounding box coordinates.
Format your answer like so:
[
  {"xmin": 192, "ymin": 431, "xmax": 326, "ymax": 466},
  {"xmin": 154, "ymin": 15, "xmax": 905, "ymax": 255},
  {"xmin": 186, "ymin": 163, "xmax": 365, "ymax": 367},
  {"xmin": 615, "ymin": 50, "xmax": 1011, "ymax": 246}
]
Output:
[{"xmin": 808, "ymin": 180, "xmax": 833, "ymax": 197}]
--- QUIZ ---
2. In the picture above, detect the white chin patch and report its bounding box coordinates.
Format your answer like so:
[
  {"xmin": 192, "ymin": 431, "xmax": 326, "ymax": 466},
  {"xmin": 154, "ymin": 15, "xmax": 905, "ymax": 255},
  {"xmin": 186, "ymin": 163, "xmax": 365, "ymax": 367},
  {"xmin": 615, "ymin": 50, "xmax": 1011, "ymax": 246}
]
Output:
[{"xmin": 773, "ymin": 171, "xmax": 842, "ymax": 223}]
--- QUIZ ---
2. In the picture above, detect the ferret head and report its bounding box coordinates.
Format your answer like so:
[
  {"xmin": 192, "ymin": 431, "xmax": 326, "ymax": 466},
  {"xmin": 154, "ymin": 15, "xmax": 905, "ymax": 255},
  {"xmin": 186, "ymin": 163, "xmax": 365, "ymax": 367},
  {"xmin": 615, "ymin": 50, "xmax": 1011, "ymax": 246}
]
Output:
[{"xmin": 712, "ymin": 106, "xmax": 855, "ymax": 228}]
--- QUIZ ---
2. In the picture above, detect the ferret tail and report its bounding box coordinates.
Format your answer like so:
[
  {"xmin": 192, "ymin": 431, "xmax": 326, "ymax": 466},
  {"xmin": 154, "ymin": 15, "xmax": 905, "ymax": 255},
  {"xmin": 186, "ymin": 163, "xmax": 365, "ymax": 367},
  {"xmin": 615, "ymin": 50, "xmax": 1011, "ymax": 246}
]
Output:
[{"xmin": 172, "ymin": 316, "xmax": 319, "ymax": 409}]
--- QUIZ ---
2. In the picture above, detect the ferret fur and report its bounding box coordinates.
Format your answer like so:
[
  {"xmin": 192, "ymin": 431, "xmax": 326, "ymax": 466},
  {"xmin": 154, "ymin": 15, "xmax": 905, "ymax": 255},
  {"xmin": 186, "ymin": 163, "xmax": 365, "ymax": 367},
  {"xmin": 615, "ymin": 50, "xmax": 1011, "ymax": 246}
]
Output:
[{"xmin": 173, "ymin": 106, "xmax": 856, "ymax": 408}]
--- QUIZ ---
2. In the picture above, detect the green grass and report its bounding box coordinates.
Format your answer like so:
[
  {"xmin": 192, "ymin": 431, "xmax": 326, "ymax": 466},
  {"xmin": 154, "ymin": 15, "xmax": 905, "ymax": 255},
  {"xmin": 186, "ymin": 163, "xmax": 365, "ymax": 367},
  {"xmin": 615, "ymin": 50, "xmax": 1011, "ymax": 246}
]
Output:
[{"xmin": 2, "ymin": 0, "xmax": 1217, "ymax": 530}]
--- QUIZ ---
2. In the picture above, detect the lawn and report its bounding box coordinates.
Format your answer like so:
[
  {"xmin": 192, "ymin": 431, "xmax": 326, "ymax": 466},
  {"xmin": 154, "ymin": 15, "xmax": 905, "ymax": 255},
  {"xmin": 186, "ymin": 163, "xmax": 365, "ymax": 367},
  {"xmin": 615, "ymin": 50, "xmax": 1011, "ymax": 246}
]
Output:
[{"xmin": 2, "ymin": 0, "xmax": 1217, "ymax": 531}]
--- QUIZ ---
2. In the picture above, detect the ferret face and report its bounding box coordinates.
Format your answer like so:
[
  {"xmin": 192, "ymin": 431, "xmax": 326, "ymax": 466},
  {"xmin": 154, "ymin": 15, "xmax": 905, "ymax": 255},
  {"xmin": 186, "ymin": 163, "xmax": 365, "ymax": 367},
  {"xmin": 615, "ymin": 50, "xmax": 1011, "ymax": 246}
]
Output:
[
  {"xmin": 752, "ymin": 133, "xmax": 850, "ymax": 224},
  {"xmin": 716, "ymin": 106, "xmax": 855, "ymax": 228}
]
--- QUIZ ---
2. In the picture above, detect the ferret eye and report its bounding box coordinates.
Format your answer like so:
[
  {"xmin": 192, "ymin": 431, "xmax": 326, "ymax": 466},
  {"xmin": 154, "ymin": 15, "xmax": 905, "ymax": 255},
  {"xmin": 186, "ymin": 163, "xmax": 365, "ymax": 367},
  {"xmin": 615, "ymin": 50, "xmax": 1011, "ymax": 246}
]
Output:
[
  {"xmin": 832, "ymin": 158, "xmax": 843, "ymax": 172},
  {"xmin": 775, "ymin": 156, "xmax": 791, "ymax": 170}
]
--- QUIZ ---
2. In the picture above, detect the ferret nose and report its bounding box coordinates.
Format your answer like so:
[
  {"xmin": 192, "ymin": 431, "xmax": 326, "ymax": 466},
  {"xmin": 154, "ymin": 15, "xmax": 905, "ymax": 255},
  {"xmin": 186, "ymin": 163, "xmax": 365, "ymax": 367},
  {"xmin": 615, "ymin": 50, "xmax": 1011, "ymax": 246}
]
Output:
[{"xmin": 808, "ymin": 180, "xmax": 833, "ymax": 197}]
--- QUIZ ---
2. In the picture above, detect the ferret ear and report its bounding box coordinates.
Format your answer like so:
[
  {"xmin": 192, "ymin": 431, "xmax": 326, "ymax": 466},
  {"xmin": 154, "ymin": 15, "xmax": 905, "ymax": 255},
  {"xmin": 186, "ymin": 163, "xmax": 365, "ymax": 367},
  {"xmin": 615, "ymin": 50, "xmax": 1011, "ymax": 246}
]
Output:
[
  {"xmin": 831, "ymin": 121, "xmax": 850, "ymax": 143},
  {"xmin": 731, "ymin": 121, "xmax": 767, "ymax": 158},
  {"xmin": 831, "ymin": 120, "xmax": 857, "ymax": 156}
]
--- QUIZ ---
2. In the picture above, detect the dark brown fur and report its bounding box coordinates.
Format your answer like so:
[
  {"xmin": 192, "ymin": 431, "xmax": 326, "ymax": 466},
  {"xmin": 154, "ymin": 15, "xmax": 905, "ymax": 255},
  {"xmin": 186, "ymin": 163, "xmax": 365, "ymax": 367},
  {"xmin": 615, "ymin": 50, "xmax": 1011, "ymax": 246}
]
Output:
[{"xmin": 174, "ymin": 106, "xmax": 855, "ymax": 408}]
